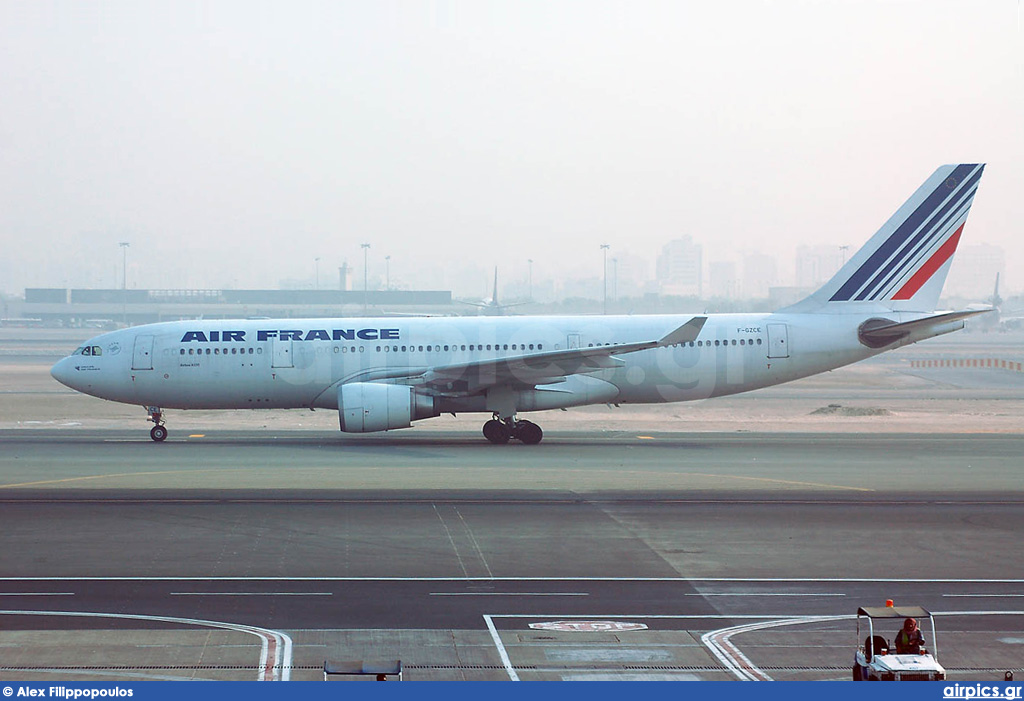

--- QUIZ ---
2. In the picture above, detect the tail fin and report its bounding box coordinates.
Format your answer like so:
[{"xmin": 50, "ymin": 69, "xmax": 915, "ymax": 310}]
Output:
[{"xmin": 784, "ymin": 164, "xmax": 985, "ymax": 313}]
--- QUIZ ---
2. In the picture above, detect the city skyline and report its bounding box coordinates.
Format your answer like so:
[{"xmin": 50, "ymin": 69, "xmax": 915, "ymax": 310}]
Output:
[
  {"xmin": 2, "ymin": 3, "xmax": 1020, "ymax": 302},
  {"xmin": 3, "ymin": 233, "xmax": 1007, "ymax": 306}
]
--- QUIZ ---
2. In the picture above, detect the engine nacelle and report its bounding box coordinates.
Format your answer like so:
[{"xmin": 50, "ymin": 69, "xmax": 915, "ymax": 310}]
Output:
[{"xmin": 337, "ymin": 382, "xmax": 437, "ymax": 433}]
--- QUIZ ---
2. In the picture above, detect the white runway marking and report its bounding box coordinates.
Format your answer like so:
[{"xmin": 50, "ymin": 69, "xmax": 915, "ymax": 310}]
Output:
[
  {"xmin": 483, "ymin": 614, "xmax": 519, "ymax": 682},
  {"xmin": 433, "ymin": 504, "xmax": 470, "ymax": 579},
  {"xmin": 486, "ymin": 610, "xmax": 1024, "ymax": 682},
  {"xmin": 943, "ymin": 593, "xmax": 1024, "ymax": 598},
  {"xmin": 0, "ymin": 609, "xmax": 293, "ymax": 681},
  {"xmin": 702, "ymin": 615, "xmax": 847, "ymax": 681},
  {"xmin": 169, "ymin": 592, "xmax": 333, "ymax": 596},
  {"xmin": 430, "ymin": 592, "xmax": 588, "ymax": 597},
  {"xmin": 5, "ymin": 576, "xmax": 1024, "ymax": 582},
  {"xmin": 690, "ymin": 593, "xmax": 845, "ymax": 597},
  {"xmin": 0, "ymin": 592, "xmax": 74, "ymax": 596},
  {"xmin": 454, "ymin": 506, "xmax": 494, "ymax": 579}
]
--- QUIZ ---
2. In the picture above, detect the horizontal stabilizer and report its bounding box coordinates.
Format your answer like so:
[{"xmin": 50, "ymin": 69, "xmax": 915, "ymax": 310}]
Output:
[{"xmin": 858, "ymin": 309, "xmax": 992, "ymax": 348}]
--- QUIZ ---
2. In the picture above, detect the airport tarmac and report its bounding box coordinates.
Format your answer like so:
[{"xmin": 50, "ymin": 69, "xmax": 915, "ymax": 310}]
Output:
[{"xmin": 1, "ymin": 338, "xmax": 1022, "ymax": 681}]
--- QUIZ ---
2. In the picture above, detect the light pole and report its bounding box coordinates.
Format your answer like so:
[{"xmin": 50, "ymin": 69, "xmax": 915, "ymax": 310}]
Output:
[
  {"xmin": 527, "ymin": 258, "xmax": 533, "ymax": 301},
  {"xmin": 119, "ymin": 242, "xmax": 130, "ymax": 326},
  {"xmin": 612, "ymin": 257, "xmax": 618, "ymax": 301},
  {"xmin": 315, "ymin": 257, "xmax": 321, "ymax": 290},
  {"xmin": 361, "ymin": 243, "xmax": 371, "ymax": 314},
  {"xmin": 385, "ymin": 255, "xmax": 391, "ymax": 291},
  {"xmin": 600, "ymin": 244, "xmax": 610, "ymax": 314}
]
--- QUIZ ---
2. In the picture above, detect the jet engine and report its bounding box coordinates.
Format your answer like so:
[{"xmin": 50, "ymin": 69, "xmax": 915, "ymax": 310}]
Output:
[{"xmin": 337, "ymin": 382, "xmax": 437, "ymax": 433}]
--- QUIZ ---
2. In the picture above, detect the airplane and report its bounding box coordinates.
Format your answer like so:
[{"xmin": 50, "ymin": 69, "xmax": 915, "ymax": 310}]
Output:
[
  {"xmin": 457, "ymin": 267, "xmax": 530, "ymax": 316},
  {"xmin": 52, "ymin": 164, "xmax": 989, "ymax": 444},
  {"xmin": 965, "ymin": 273, "xmax": 1024, "ymax": 332}
]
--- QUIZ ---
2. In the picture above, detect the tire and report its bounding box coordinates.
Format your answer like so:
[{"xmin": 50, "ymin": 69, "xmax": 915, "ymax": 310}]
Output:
[
  {"xmin": 150, "ymin": 425, "xmax": 168, "ymax": 442},
  {"xmin": 516, "ymin": 421, "xmax": 543, "ymax": 445},
  {"xmin": 482, "ymin": 420, "xmax": 510, "ymax": 445}
]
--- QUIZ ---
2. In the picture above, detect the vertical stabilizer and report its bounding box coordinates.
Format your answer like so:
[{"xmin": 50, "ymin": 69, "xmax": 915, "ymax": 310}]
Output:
[{"xmin": 783, "ymin": 164, "xmax": 985, "ymax": 314}]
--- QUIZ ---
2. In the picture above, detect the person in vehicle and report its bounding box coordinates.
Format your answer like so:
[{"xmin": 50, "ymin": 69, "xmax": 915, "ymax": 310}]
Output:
[{"xmin": 894, "ymin": 617, "xmax": 925, "ymax": 654}]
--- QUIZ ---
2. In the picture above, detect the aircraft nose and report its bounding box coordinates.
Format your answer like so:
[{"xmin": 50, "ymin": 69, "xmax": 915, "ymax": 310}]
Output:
[{"xmin": 50, "ymin": 356, "xmax": 78, "ymax": 390}]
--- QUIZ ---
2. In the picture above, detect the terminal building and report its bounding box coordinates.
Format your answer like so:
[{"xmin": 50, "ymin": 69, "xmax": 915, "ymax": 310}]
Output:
[{"xmin": 5, "ymin": 288, "xmax": 455, "ymax": 327}]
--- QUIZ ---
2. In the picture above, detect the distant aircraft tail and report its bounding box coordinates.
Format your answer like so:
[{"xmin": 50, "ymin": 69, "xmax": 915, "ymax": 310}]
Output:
[{"xmin": 783, "ymin": 164, "xmax": 985, "ymax": 313}]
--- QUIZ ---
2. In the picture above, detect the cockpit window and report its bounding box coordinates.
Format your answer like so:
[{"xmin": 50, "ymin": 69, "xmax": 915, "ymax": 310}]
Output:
[{"xmin": 72, "ymin": 345, "xmax": 102, "ymax": 356}]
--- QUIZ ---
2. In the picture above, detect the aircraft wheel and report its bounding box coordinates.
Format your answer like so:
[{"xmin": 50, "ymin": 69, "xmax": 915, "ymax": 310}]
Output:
[
  {"xmin": 516, "ymin": 420, "xmax": 543, "ymax": 445},
  {"xmin": 150, "ymin": 425, "xmax": 168, "ymax": 442},
  {"xmin": 482, "ymin": 419, "xmax": 511, "ymax": 444}
]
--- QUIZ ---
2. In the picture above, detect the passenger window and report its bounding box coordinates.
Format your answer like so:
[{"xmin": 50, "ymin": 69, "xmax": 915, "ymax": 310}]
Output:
[
  {"xmin": 378, "ymin": 346, "xmax": 383, "ymax": 352},
  {"xmin": 444, "ymin": 345, "xmax": 449, "ymax": 351},
  {"xmin": 538, "ymin": 344, "xmax": 543, "ymax": 350},
  {"xmin": 214, "ymin": 348, "xmax": 220, "ymax": 355},
  {"xmin": 232, "ymin": 348, "xmax": 237, "ymax": 354}
]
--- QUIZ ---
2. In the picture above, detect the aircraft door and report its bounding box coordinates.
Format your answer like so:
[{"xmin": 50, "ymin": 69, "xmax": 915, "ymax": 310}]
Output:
[
  {"xmin": 131, "ymin": 335, "xmax": 154, "ymax": 370},
  {"xmin": 766, "ymin": 323, "xmax": 790, "ymax": 358},
  {"xmin": 272, "ymin": 338, "xmax": 294, "ymax": 368},
  {"xmin": 567, "ymin": 333, "xmax": 581, "ymax": 349}
]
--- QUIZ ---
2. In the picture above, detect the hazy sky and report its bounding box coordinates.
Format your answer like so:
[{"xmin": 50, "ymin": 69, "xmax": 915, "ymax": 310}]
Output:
[{"xmin": 1, "ymin": 1, "xmax": 1021, "ymax": 297}]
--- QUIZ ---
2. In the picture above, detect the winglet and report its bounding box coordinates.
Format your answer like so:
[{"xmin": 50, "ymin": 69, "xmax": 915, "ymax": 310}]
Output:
[{"xmin": 658, "ymin": 316, "xmax": 707, "ymax": 346}]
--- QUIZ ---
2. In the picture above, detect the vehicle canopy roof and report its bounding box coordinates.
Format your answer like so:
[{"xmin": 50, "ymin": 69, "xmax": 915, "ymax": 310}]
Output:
[{"xmin": 858, "ymin": 605, "xmax": 931, "ymax": 619}]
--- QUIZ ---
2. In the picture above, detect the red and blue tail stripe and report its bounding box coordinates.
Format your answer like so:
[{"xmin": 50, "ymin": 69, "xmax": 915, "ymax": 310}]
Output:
[{"xmin": 829, "ymin": 164, "xmax": 984, "ymax": 303}]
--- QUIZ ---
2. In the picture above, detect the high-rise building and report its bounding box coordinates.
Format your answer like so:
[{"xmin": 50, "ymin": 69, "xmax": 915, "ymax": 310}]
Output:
[{"xmin": 656, "ymin": 236, "xmax": 702, "ymax": 297}]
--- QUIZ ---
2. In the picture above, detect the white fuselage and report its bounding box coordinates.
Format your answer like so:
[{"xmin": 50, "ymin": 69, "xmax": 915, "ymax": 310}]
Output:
[{"xmin": 51, "ymin": 312, "xmax": 901, "ymax": 415}]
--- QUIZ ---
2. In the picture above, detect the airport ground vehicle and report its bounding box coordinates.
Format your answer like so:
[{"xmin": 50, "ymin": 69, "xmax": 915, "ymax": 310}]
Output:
[{"xmin": 853, "ymin": 605, "xmax": 946, "ymax": 681}]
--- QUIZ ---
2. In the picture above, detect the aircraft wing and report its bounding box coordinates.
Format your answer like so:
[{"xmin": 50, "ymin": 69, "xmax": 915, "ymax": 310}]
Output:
[{"xmin": 410, "ymin": 316, "xmax": 707, "ymax": 393}]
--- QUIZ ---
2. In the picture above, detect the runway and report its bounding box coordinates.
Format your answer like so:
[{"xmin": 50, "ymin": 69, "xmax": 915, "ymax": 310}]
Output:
[{"xmin": 1, "ymin": 429, "xmax": 1023, "ymax": 680}]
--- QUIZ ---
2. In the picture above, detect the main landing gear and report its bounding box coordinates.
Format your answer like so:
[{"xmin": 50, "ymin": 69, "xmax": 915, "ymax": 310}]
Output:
[
  {"xmin": 482, "ymin": 416, "xmax": 543, "ymax": 445},
  {"xmin": 146, "ymin": 406, "xmax": 167, "ymax": 442}
]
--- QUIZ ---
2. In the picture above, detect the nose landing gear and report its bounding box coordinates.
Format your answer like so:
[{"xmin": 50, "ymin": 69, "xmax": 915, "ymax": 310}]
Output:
[
  {"xmin": 146, "ymin": 406, "xmax": 167, "ymax": 442},
  {"xmin": 482, "ymin": 415, "xmax": 543, "ymax": 445}
]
